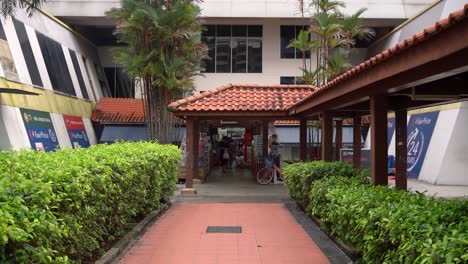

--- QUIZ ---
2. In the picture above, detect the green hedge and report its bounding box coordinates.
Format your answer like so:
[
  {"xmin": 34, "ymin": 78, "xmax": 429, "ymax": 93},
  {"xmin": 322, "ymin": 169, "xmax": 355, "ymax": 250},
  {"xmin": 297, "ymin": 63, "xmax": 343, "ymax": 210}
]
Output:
[
  {"xmin": 0, "ymin": 142, "xmax": 180, "ymax": 263},
  {"xmin": 309, "ymin": 176, "xmax": 468, "ymax": 263},
  {"xmin": 283, "ymin": 161, "xmax": 363, "ymax": 208}
]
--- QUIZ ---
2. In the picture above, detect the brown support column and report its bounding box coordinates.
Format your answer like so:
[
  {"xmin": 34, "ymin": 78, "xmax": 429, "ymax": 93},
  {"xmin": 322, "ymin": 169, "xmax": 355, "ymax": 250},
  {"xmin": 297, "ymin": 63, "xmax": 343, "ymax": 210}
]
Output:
[
  {"xmin": 262, "ymin": 120, "xmax": 269, "ymax": 158},
  {"xmin": 353, "ymin": 115, "xmax": 362, "ymax": 168},
  {"xmin": 335, "ymin": 120, "xmax": 343, "ymax": 161},
  {"xmin": 300, "ymin": 119, "xmax": 307, "ymax": 161},
  {"xmin": 395, "ymin": 108, "xmax": 408, "ymax": 190},
  {"xmin": 321, "ymin": 112, "xmax": 333, "ymax": 161},
  {"xmin": 370, "ymin": 94, "xmax": 388, "ymax": 186},
  {"xmin": 183, "ymin": 117, "xmax": 198, "ymax": 193}
]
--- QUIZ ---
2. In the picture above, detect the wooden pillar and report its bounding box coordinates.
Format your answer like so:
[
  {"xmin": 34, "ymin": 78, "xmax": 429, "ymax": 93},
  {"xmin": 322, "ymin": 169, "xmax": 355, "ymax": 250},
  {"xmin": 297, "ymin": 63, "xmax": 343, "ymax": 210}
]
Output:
[
  {"xmin": 334, "ymin": 120, "xmax": 343, "ymax": 161},
  {"xmin": 300, "ymin": 119, "xmax": 307, "ymax": 161},
  {"xmin": 185, "ymin": 117, "xmax": 199, "ymax": 189},
  {"xmin": 321, "ymin": 112, "xmax": 333, "ymax": 161},
  {"xmin": 395, "ymin": 108, "xmax": 408, "ymax": 190},
  {"xmin": 370, "ymin": 94, "xmax": 388, "ymax": 185},
  {"xmin": 353, "ymin": 115, "xmax": 362, "ymax": 168},
  {"xmin": 262, "ymin": 120, "xmax": 269, "ymax": 158}
]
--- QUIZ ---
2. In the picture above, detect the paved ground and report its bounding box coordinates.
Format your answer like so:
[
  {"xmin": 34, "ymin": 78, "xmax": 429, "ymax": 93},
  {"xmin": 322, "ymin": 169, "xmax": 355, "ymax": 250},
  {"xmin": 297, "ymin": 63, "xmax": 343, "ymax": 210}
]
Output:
[
  {"xmin": 176, "ymin": 167, "xmax": 290, "ymax": 203},
  {"xmin": 118, "ymin": 167, "xmax": 350, "ymax": 264},
  {"xmin": 119, "ymin": 203, "xmax": 330, "ymax": 264},
  {"xmin": 389, "ymin": 178, "xmax": 468, "ymax": 198}
]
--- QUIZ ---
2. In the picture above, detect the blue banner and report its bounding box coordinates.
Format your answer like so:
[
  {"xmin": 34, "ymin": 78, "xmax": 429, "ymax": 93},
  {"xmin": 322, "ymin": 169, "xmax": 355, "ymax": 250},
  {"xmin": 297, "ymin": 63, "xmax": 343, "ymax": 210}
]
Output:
[
  {"xmin": 407, "ymin": 111, "xmax": 439, "ymax": 178},
  {"xmin": 63, "ymin": 115, "xmax": 90, "ymax": 148},
  {"xmin": 21, "ymin": 109, "xmax": 59, "ymax": 152}
]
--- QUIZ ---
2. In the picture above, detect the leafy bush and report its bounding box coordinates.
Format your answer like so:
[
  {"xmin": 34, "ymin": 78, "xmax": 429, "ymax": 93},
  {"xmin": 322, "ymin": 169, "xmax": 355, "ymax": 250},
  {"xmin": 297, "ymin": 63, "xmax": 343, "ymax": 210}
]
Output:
[
  {"xmin": 309, "ymin": 176, "xmax": 468, "ymax": 263},
  {"xmin": 0, "ymin": 142, "xmax": 180, "ymax": 263},
  {"xmin": 283, "ymin": 161, "xmax": 363, "ymax": 208}
]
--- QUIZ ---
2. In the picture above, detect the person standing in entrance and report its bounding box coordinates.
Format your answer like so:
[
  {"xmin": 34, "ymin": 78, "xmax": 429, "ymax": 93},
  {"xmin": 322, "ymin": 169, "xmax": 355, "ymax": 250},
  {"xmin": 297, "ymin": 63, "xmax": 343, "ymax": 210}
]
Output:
[
  {"xmin": 269, "ymin": 134, "xmax": 283, "ymax": 181},
  {"xmin": 219, "ymin": 136, "xmax": 229, "ymax": 173}
]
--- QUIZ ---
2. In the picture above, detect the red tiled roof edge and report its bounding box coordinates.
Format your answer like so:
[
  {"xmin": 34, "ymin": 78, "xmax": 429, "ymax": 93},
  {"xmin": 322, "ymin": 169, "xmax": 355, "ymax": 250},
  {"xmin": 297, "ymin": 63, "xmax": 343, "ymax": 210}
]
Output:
[
  {"xmin": 290, "ymin": 4, "xmax": 468, "ymax": 110},
  {"xmin": 168, "ymin": 84, "xmax": 233, "ymax": 110},
  {"xmin": 168, "ymin": 83, "xmax": 316, "ymax": 111}
]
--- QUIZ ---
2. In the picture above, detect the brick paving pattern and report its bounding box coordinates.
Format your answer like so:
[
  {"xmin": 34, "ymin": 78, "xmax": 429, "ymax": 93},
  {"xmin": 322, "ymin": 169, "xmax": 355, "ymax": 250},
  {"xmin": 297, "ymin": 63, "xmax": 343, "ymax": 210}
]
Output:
[{"xmin": 119, "ymin": 203, "xmax": 330, "ymax": 264}]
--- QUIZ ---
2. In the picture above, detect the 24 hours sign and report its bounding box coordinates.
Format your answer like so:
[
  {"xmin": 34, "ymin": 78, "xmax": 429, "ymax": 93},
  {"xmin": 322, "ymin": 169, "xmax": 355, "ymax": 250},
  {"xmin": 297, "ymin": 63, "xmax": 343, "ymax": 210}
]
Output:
[
  {"xmin": 407, "ymin": 111, "xmax": 439, "ymax": 178},
  {"xmin": 63, "ymin": 115, "xmax": 90, "ymax": 148},
  {"xmin": 20, "ymin": 108, "xmax": 59, "ymax": 152}
]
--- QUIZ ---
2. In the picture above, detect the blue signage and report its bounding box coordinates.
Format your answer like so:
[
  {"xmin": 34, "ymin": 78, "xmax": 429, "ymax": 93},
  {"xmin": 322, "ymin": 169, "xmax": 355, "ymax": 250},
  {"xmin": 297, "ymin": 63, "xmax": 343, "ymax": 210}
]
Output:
[
  {"xmin": 20, "ymin": 108, "xmax": 59, "ymax": 152},
  {"xmin": 407, "ymin": 111, "xmax": 439, "ymax": 178}
]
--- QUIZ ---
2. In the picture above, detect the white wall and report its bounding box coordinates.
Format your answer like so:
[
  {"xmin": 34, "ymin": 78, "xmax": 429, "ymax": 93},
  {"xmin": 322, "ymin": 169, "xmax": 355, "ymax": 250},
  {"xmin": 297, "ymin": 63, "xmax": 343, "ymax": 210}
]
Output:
[
  {"xmin": 369, "ymin": 0, "xmax": 468, "ymax": 57},
  {"xmin": 83, "ymin": 117, "xmax": 98, "ymax": 145},
  {"xmin": 418, "ymin": 109, "xmax": 459, "ymax": 184},
  {"xmin": 43, "ymin": 0, "xmax": 432, "ymax": 19},
  {"xmin": 50, "ymin": 112, "xmax": 73, "ymax": 149},
  {"xmin": 0, "ymin": 105, "xmax": 30, "ymax": 150},
  {"xmin": 436, "ymin": 103, "xmax": 468, "ymax": 185}
]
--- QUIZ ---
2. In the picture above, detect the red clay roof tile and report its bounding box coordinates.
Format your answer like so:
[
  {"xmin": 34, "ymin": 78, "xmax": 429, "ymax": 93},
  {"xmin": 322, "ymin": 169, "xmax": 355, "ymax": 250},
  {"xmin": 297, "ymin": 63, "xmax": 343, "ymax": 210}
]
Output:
[
  {"xmin": 168, "ymin": 84, "xmax": 315, "ymax": 112},
  {"xmin": 91, "ymin": 98, "xmax": 146, "ymax": 124}
]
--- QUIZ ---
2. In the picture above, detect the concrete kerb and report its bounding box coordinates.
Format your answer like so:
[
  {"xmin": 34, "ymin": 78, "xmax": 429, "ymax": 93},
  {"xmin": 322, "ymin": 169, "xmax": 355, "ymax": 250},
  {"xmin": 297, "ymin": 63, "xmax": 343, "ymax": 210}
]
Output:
[
  {"xmin": 284, "ymin": 202, "xmax": 354, "ymax": 264},
  {"xmin": 95, "ymin": 198, "xmax": 174, "ymax": 264}
]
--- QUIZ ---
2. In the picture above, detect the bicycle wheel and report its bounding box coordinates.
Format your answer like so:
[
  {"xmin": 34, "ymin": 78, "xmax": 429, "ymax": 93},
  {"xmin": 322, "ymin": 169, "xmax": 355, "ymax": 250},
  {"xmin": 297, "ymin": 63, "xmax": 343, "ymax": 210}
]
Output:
[{"xmin": 257, "ymin": 167, "xmax": 273, "ymax": 185}]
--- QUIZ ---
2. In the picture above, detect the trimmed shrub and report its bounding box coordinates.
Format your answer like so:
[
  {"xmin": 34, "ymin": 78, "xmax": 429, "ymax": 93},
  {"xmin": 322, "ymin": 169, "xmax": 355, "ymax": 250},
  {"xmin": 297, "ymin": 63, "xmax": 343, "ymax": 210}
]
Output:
[
  {"xmin": 308, "ymin": 176, "xmax": 468, "ymax": 263},
  {"xmin": 283, "ymin": 161, "xmax": 363, "ymax": 208},
  {"xmin": 0, "ymin": 142, "xmax": 180, "ymax": 263}
]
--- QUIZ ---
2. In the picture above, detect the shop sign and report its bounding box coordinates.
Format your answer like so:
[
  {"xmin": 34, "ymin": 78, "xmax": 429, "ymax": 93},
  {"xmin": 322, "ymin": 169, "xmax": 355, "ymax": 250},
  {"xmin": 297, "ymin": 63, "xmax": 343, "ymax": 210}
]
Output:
[
  {"xmin": 20, "ymin": 108, "xmax": 58, "ymax": 152},
  {"xmin": 407, "ymin": 111, "xmax": 439, "ymax": 178},
  {"xmin": 341, "ymin": 149, "xmax": 371, "ymax": 168},
  {"xmin": 63, "ymin": 115, "xmax": 90, "ymax": 148}
]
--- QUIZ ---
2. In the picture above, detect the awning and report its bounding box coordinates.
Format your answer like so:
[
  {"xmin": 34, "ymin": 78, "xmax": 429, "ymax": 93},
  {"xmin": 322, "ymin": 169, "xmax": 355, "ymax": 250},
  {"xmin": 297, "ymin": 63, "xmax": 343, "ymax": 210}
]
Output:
[{"xmin": 99, "ymin": 125, "xmax": 186, "ymax": 143}]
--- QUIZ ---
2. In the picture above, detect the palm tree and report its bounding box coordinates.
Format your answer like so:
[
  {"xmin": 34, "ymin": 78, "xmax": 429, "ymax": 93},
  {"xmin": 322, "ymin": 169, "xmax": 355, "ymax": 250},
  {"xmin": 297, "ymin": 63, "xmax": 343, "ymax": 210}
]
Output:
[
  {"xmin": 108, "ymin": 0, "xmax": 207, "ymax": 143},
  {"xmin": 290, "ymin": 0, "xmax": 374, "ymax": 86},
  {"xmin": 1, "ymin": 0, "xmax": 45, "ymax": 17},
  {"xmin": 341, "ymin": 8, "xmax": 375, "ymax": 49}
]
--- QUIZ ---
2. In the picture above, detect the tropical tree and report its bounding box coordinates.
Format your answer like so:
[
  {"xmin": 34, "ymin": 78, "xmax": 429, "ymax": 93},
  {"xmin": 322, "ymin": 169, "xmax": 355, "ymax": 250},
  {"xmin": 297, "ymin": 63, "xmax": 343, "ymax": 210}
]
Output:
[
  {"xmin": 108, "ymin": 0, "xmax": 207, "ymax": 143},
  {"xmin": 291, "ymin": 0, "xmax": 374, "ymax": 86},
  {"xmin": 1, "ymin": 0, "xmax": 45, "ymax": 17}
]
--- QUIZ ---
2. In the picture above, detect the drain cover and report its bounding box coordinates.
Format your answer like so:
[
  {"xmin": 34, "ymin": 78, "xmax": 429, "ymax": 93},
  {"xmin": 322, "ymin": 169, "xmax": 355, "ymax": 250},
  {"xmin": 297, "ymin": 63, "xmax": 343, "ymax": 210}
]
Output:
[{"xmin": 206, "ymin": 226, "xmax": 242, "ymax": 233}]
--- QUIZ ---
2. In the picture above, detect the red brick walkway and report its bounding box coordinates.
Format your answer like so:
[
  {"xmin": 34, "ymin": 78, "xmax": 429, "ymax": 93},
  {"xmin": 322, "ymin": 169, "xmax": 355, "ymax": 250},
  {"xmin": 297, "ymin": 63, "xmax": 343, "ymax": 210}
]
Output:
[{"xmin": 119, "ymin": 203, "xmax": 330, "ymax": 264}]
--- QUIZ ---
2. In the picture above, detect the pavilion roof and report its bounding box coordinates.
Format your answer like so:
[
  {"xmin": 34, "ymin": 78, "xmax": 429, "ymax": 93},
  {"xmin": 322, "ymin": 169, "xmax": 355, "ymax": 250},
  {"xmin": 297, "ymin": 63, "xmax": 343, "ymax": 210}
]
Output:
[{"xmin": 168, "ymin": 84, "xmax": 315, "ymax": 115}]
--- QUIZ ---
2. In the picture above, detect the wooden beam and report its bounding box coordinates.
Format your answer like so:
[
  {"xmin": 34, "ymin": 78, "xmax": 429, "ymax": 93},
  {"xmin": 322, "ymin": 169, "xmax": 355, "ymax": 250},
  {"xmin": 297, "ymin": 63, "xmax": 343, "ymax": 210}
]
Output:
[
  {"xmin": 370, "ymin": 94, "xmax": 388, "ymax": 186},
  {"xmin": 395, "ymin": 108, "xmax": 408, "ymax": 190},
  {"xmin": 300, "ymin": 119, "xmax": 307, "ymax": 161},
  {"xmin": 335, "ymin": 120, "xmax": 343, "ymax": 161},
  {"xmin": 185, "ymin": 117, "xmax": 197, "ymax": 188},
  {"xmin": 321, "ymin": 112, "xmax": 333, "ymax": 162},
  {"xmin": 353, "ymin": 115, "xmax": 362, "ymax": 168}
]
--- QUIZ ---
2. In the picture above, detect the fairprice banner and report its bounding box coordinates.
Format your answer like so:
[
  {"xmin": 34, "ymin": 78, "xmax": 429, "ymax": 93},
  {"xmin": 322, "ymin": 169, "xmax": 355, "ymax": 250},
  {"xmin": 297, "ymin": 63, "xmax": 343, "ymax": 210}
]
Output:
[
  {"xmin": 20, "ymin": 108, "xmax": 59, "ymax": 152},
  {"xmin": 407, "ymin": 111, "xmax": 439, "ymax": 178},
  {"xmin": 63, "ymin": 115, "xmax": 90, "ymax": 148}
]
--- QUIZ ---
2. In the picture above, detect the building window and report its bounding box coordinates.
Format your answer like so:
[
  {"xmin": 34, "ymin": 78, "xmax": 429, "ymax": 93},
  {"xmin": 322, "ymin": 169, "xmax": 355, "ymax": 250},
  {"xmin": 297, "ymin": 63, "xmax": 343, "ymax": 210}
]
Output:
[
  {"xmin": 280, "ymin": 25, "xmax": 311, "ymax": 59},
  {"xmin": 13, "ymin": 20, "xmax": 43, "ymax": 87},
  {"xmin": 0, "ymin": 21, "xmax": 19, "ymax": 81},
  {"xmin": 280, "ymin": 76, "xmax": 305, "ymax": 85},
  {"xmin": 69, "ymin": 49, "xmax": 89, "ymax": 100},
  {"xmin": 36, "ymin": 31, "xmax": 76, "ymax": 96},
  {"xmin": 104, "ymin": 67, "xmax": 134, "ymax": 98},
  {"xmin": 202, "ymin": 25, "xmax": 262, "ymax": 73},
  {"xmin": 94, "ymin": 63, "xmax": 111, "ymax": 97}
]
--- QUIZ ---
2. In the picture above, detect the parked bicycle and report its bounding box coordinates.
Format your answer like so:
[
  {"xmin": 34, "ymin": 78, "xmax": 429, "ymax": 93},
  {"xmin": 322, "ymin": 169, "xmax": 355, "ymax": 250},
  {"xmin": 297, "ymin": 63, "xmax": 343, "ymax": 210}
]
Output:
[{"xmin": 256, "ymin": 156, "xmax": 283, "ymax": 184}]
